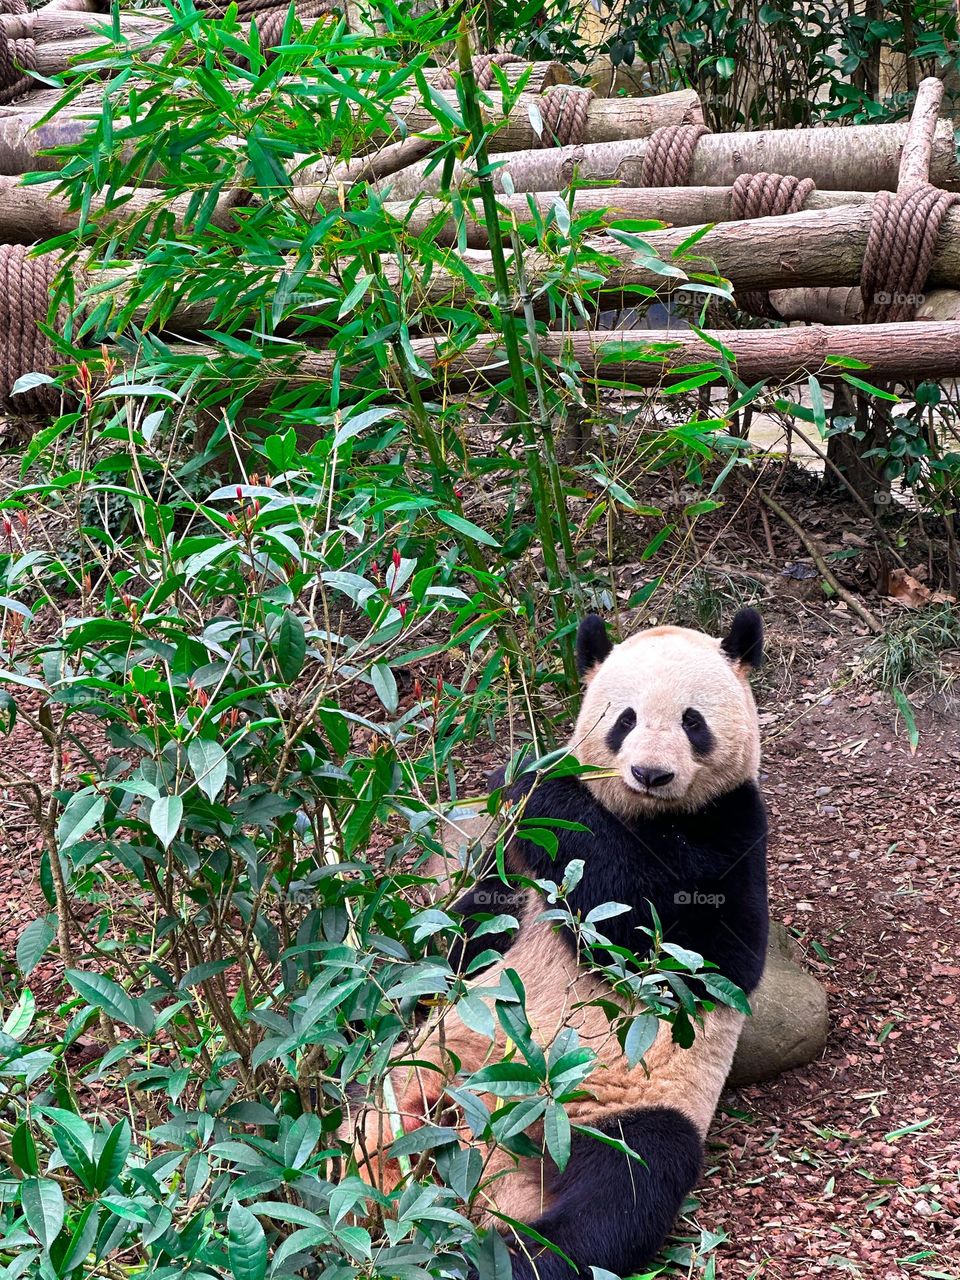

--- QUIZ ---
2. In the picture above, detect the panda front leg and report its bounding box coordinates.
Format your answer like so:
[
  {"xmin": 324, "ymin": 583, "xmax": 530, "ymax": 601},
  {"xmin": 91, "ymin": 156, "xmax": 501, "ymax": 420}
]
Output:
[{"xmin": 503, "ymin": 1106, "xmax": 703, "ymax": 1280}]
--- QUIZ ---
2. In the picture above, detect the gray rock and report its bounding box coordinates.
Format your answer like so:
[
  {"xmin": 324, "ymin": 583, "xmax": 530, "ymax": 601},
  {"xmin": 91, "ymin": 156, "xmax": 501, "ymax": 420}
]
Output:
[{"xmin": 728, "ymin": 925, "xmax": 829, "ymax": 1086}]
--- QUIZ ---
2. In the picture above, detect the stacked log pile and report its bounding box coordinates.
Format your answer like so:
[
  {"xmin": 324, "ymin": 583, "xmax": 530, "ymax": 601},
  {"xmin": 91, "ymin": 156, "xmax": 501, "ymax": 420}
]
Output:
[{"xmin": 0, "ymin": 0, "xmax": 958, "ymax": 412}]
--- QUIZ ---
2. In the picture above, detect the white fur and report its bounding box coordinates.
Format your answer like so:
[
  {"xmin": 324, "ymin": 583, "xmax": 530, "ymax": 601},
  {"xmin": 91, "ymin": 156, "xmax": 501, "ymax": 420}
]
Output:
[{"xmin": 573, "ymin": 624, "xmax": 760, "ymax": 817}]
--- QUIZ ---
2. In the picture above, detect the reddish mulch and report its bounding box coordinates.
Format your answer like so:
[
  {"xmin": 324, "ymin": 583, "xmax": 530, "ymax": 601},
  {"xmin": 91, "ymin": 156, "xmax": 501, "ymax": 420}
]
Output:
[{"xmin": 696, "ymin": 630, "xmax": 960, "ymax": 1279}]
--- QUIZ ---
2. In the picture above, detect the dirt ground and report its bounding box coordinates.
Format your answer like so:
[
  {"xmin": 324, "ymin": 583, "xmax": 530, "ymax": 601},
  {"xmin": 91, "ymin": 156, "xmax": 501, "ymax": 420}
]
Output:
[
  {"xmin": 1, "ymin": 463, "xmax": 958, "ymax": 1279},
  {"xmin": 698, "ymin": 625, "xmax": 960, "ymax": 1280}
]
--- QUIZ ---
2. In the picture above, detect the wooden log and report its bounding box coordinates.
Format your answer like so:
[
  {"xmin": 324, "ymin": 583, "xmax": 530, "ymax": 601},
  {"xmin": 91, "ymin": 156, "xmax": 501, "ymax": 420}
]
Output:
[
  {"xmin": 0, "ymin": 117, "xmax": 96, "ymax": 176},
  {"xmin": 150, "ymin": 323, "xmax": 960, "ymax": 391},
  {"xmin": 898, "ymin": 76, "xmax": 943, "ymax": 188},
  {"xmin": 0, "ymin": 176, "xmax": 248, "ymax": 240},
  {"xmin": 381, "ymin": 119, "xmax": 960, "ymax": 200},
  {"xmin": 423, "ymin": 60, "xmax": 570, "ymax": 91},
  {"xmin": 83, "ymin": 203, "xmax": 960, "ymax": 331},
  {"xmin": 3, "ymin": 87, "xmax": 700, "ymax": 177},
  {"xmin": 378, "ymin": 186, "xmax": 871, "ymax": 247},
  {"xmin": 34, "ymin": 0, "xmax": 107, "ymax": 11},
  {"xmin": 0, "ymin": 178, "xmax": 872, "ymax": 246},
  {"xmin": 771, "ymin": 285, "xmax": 960, "ymax": 324},
  {"xmin": 356, "ymin": 88, "xmax": 703, "ymax": 152},
  {"xmin": 0, "ymin": 8, "xmax": 163, "ymax": 35}
]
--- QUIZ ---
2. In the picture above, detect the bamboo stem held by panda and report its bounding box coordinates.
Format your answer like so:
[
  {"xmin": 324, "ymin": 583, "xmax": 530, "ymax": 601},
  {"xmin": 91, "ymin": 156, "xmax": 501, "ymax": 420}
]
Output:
[{"xmin": 759, "ymin": 493, "xmax": 882, "ymax": 633}]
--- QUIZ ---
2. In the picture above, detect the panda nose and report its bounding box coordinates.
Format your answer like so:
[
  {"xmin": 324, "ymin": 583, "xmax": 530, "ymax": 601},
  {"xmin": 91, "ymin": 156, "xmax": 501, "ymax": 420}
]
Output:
[{"xmin": 631, "ymin": 765, "xmax": 675, "ymax": 789}]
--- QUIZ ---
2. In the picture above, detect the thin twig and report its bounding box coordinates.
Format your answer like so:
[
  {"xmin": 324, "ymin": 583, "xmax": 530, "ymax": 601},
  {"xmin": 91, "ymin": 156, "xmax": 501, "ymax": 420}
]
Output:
[{"xmin": 760, "ymin": 491, "xmax": 883, "ymax": 633}]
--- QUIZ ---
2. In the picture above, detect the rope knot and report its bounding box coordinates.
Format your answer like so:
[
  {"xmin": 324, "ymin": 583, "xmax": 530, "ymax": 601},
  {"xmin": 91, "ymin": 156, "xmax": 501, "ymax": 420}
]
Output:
[
  {"xmin": 861, "ymin": 183, "xmax": 959, "ymax": 322},
  {"xmin": 639, "ymin": 123, "xmax": 711, "ymax": 188},
  {"xmin": 730, "ymin": 172, "xmax": 816, "ymax": 318},
  {"xmin": 0, "ymin": 245, "xmax": 61, "ymax": 414},
  {"xmin": 533, "ymin": 84, "xmax": 593, "ymax": 148}
]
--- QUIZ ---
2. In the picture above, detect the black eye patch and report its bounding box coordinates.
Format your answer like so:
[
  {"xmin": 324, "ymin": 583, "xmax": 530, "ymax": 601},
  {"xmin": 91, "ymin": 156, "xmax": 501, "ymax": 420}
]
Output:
[
  {"xmin": 605, "ymin": 707, "xmax": 636, "ymax": 753},
  {"xmin": 682, "ymin": 707, "xmax": 715, "ymax": 756}
]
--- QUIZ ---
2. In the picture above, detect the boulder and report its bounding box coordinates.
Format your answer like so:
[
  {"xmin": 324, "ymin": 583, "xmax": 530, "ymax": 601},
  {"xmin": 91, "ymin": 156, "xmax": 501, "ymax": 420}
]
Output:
[{"xmin": 728, "ymin": 922, "xmax": 829, "ymax": 1086}]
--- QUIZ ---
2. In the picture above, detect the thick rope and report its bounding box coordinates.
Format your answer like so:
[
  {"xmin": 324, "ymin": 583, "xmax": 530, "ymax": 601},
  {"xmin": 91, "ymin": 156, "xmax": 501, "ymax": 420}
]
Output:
[
  {"xmin": 431, "ymin": 52, "xmax": 526, "ymax": 92},
  {"xmin": 730, "ymin": 171, "xmax": 816, "ymax": 318},
  {"xmin": 0, "ymin": 245, "xmax": 61, "ymax": 415},
  {"xmin": 254, "ymin": 0, "xmax": 336, "ymax": 51},
  {"xmin": 0, "ymin": 0, "xmax": 35, "ymax": 106},
  {"xmin": 198, "ymin": 0, "xmax": 336, "ymax": 18},
  {"xmin": 533, "ymin": 84, "xmax": 593, "ymax": 148},
  {"xmin": 861, "ymin": 183, "xmax": 959, "ymax": 322},
  {"xmin": 639, "ymin": 123, "xmax": 711, "ymax": 189}
]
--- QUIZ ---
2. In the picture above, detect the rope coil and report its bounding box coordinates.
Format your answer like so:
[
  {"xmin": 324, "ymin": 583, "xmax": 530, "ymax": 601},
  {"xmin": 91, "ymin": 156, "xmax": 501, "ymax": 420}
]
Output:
[
  {"xmin": 0, "ymin": 0, "xmax": 34, "ymax": 106},
  {"xmin": 431, "ymin": 52, "xmax": 526, "ymax": 92},
  {"xmin": 730, "ymin": 171, "xmax": 816, "ymax": 318},
  {"xmin": 0, "ymin": 245, "xmax": 61, "ymax": 415},
  {"xmin": 861, "ymin": 183, "xmax": 959, "ymax": 322},
  {"xmin": 639, "ymin": 123, "xmax": 711, "ymax": 188},
  {"xmin": 533, "ymin": 84, "xmax": 593, "ymax": 148},
  {"xmin": 253, "ymin": 0, "xmax": 336, "ymax": 52}
]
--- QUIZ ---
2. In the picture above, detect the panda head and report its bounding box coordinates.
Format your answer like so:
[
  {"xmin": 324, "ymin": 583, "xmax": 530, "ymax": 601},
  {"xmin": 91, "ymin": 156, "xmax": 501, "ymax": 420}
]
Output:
[{"xmin": 571, "ymin": 609, "xmax": 763, "ymax": 816}]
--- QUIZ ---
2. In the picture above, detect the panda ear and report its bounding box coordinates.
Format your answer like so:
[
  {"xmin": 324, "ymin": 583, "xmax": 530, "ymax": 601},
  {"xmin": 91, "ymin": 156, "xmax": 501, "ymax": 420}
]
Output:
[
  {"xmin": 721, "ymin": 608, "xmax": 764, "ymax": 669},
  {"xmin": 576, "ymin": 614, "xmax": 613, "ymax": 678}
]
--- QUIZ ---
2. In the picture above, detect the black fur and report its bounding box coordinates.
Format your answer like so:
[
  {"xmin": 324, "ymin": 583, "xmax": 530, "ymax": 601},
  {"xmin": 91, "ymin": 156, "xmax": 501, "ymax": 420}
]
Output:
[
  {"xmin": 720, "ymin": 607, "xmax": 764, "ymax": 669},
  {"xmin": 681, "ymin": 706, "xmax": 715, "ymax": 758},
  {"xmin": 604, "ymin": 707, "xmax": 636, "ymax": 754},
  {"xmin": 575, "ymin": 614, "xmax": 613, "ymax": 677},
  {"xmin": 457, "ymin": 773, "xmax": 768, "ymax": 996},
  {"xmin": 506, "ymin": 1106, "xmax": 702, "ymax": 1280}
]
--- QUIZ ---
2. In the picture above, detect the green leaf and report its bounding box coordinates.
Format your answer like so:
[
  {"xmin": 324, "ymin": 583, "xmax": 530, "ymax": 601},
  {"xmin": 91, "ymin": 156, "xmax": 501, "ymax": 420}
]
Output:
[
  {"xmin": 21, "ymin": 1177, "xmax": 65, "ymax": 1250},
  {"xmin": 623, "ymin": 1013, "xmax": 659, "ymax": 1067},
  {"xmin": 150, "ymin": 795, "xmax": 183, "ymax": 850},
  {"xmin": 699, "ymin": 973, "xmax": 751, "ymax": 1014},
  {"xmin": 275, "ymin": 610, "xmax": 306, "ymax": 683},
  {"xmin": 841, "ymin": 374, "xmax": 899, "ymax": 401},
  {"xmin": 187, "ymin": 739, "xmax": 228, "ymax": 802},
  {"xmin": 11, "ymin": 1122, "xmax": 38, "ymax": 1176},
  {"xmin": 544, "ymin": 1102, "xmax": 571, "ymax": 1171},
  {"xmin": 892, "ymin": 687, "xmax": 920, "ymax": 754},
  {"xmin": 3, "ymin": 987, "xmax": 35, "ymax": 1039},
  {"xmin": 65, "ymin": 970, "xmax": 139, "ymax": 1029},
  {"xmin": 333, "ymin": 404, "xmax": 393, "ymax": 445},
  {"xmin": 95, "ymin": 1120, "xmax": 131, "ymax": 1192},
  {"xmin": 60, "ymin": 1203, "xmax": 98, "ymax": 1273},
  {"xmin": 437, "ymin": 510, "xmax": 500, "ymax": 547},
  {"xmin": 16, "ymin": 915, "xmax": 56, "ymax": 976},
  {"xmin": 57, "ymin": 790, "xmax": 105, "ymax": 851},
  {"xmin": 227, "ymin": 1201, "xmax": 268, "ymax": 1280},
  {"xmin": 370, "ymin": 663, "xmax": 398, "ymax": 715}
]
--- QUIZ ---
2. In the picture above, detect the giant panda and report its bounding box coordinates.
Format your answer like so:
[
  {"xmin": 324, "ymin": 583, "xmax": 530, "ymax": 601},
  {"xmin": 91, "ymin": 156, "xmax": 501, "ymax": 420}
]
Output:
[{"xmin": 345, "ymin": 610, "xmax": 769, "ymax": 1280}]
